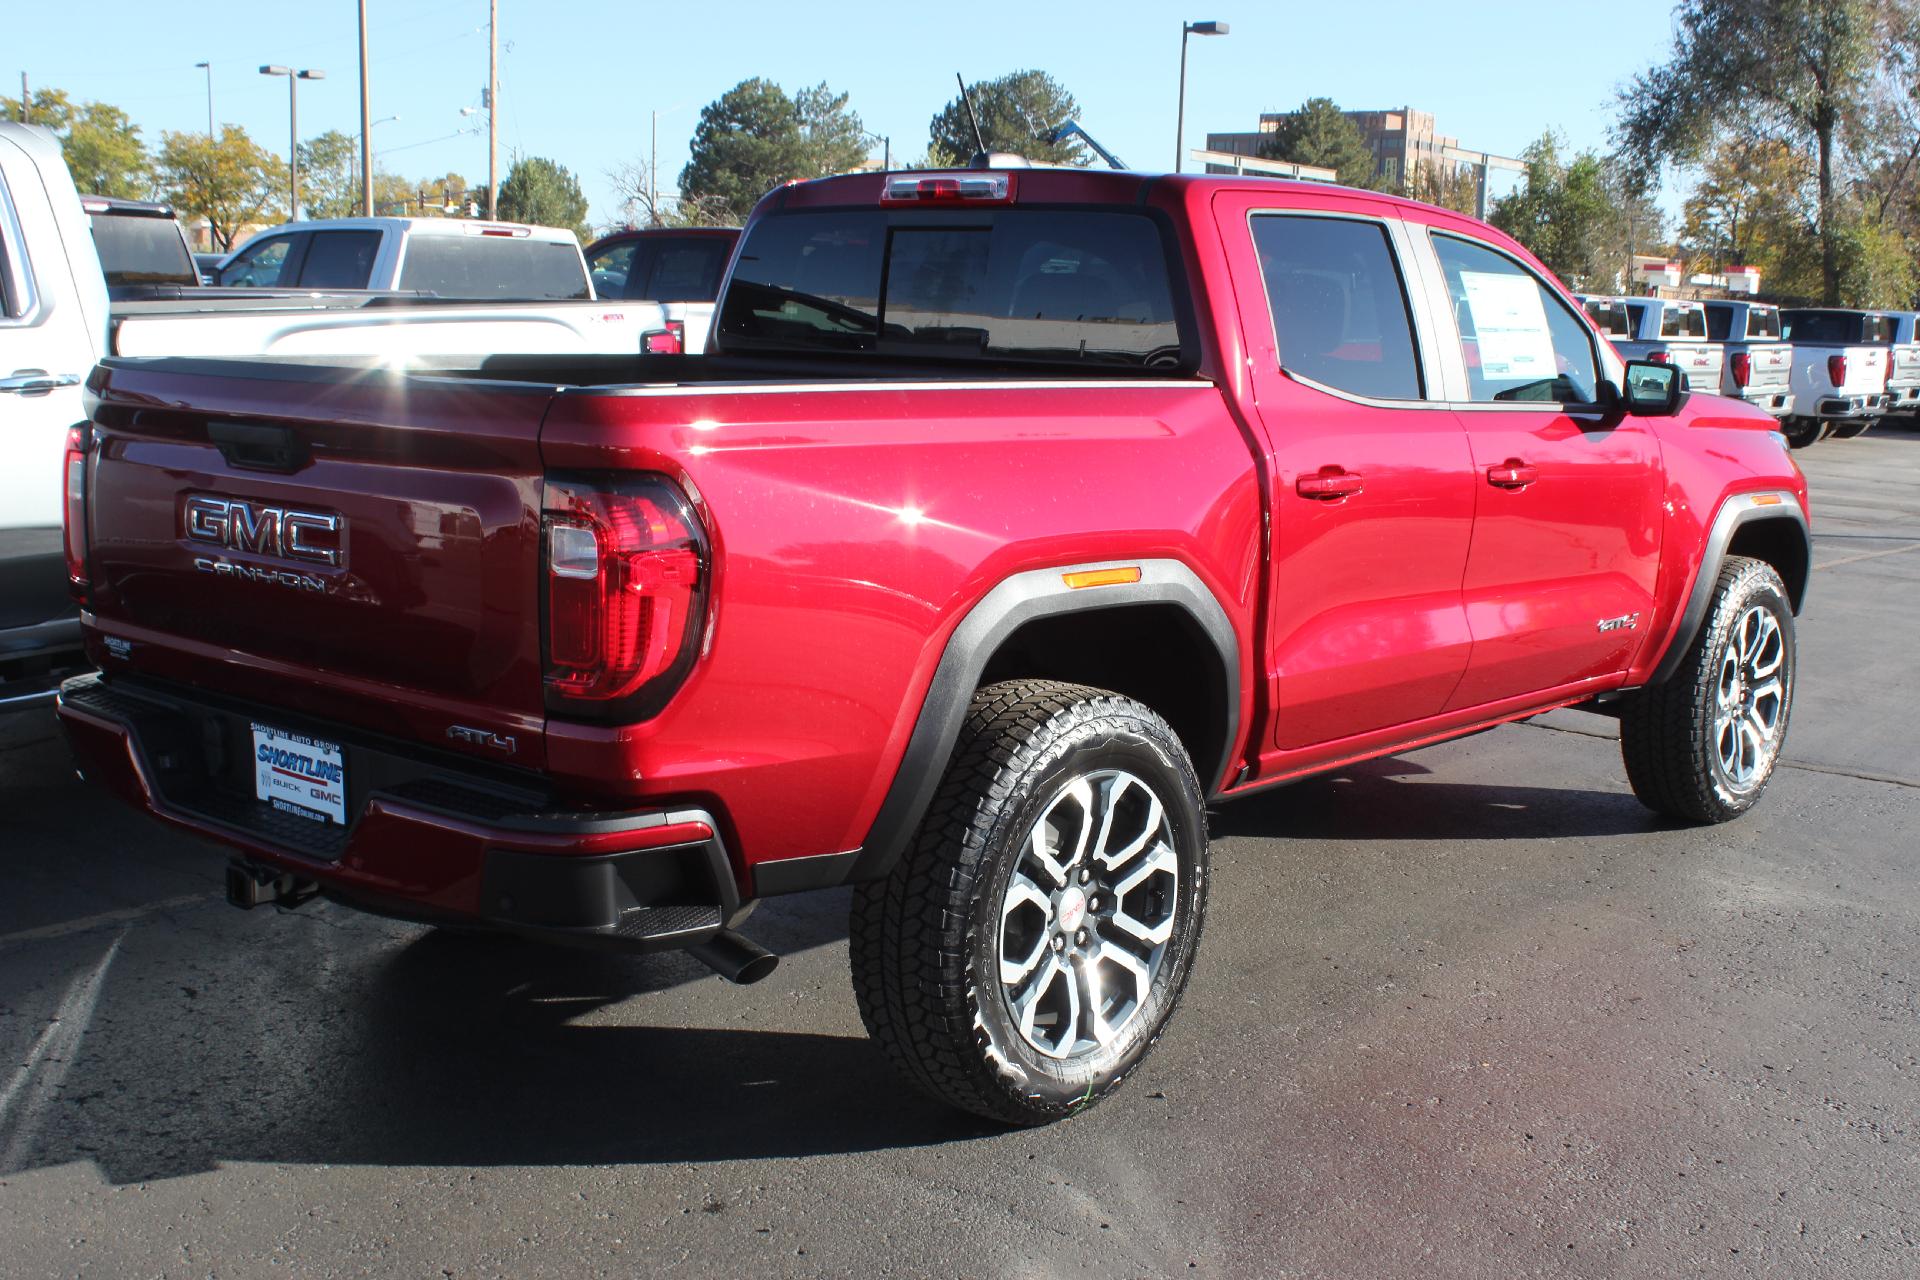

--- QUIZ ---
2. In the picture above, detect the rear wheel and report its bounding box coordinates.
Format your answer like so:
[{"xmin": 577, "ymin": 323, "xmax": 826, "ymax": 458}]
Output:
[
  {"xmin": 850, "ymin": 680, "xmax": 1209, "ymax": 1125},
  {"xmin": 1620, "ymin": 556, "xmax": 1795, "ymax": 823}
]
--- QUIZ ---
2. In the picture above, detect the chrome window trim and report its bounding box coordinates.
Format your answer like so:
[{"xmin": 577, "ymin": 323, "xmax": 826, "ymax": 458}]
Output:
[{"xmin": 1242, "ymin": 206, "xmax": 1451, "ymax": 411}]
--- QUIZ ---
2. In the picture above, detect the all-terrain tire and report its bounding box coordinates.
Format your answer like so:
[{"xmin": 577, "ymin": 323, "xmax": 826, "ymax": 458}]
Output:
[
  {"xmin": 1620, "ymin": 556, "xmax": 1795, "ymax": 823},
  {"xmin": 849, "ymin": 680, "xmax": 1209, "ymax": 1125}
]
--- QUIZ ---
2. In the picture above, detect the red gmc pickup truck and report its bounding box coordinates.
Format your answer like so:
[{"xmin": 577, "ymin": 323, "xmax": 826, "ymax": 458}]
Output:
[{"xmin": 58, "ymin": 166, "xmax": 1810, "ymax": 1125}]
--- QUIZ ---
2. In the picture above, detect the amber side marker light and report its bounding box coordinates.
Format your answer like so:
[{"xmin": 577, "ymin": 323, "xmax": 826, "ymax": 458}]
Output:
[
  {"xmin": 1062, "ymin": 566, "xmax": 1143, "ymax": 590},
  {"xmin": 1752, "ymin": 494, "xmax": 1785, "ymax": 506}
]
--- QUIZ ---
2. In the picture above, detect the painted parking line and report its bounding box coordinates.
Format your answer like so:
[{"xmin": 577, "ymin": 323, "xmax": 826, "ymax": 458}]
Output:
[
  {"xmin": 1814, "ymin": 542, "xmax": 1920, "ymax": 571},
  {"xmin": 0, "ymin": 892, "xmax": 218, "ymax": 952},
  {"xmin": 0, "ymin": 932, "xmax": 123, "ymax": 1170}
]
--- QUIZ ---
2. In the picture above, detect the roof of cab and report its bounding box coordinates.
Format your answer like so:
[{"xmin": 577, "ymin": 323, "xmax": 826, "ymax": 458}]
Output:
[{"xmin": 244, "ymin": 216, "xmax": 581, "ymax": 242}]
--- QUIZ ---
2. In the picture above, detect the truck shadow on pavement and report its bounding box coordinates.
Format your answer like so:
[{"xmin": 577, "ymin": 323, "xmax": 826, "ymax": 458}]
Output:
[
  {"xmin": 6, "ymin": 911, "xmax": 992, "ymax": 1186},
  {"xmin": 1210, "ymin": 753, "xmax": 1679, "ymax": 842}
]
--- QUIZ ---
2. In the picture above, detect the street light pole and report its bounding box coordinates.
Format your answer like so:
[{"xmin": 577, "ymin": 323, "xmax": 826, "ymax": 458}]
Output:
[
  {"xmin": 194, "ymin": 62, "xmax": 213, "ymax": 137},
  {"xmin": 358, "ymin": 0, "xmax": 372, "ymax": 216},
  {"xmin": 260, "ymin": 66, "xmax": 325, "ymax": 220},
  {"xmin": 859, "ymin": 129, "xmax": 892, "ymax": 172},
  {"xmin": 1175, "ymin": 20, "xmax": 1229, "ymax": 174}
]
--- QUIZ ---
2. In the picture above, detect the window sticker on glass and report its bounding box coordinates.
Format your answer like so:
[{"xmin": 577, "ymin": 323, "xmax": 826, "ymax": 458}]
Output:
[{"xmin": 1459, "ymin": 270, "xmax": 1557, "ymax": 381}]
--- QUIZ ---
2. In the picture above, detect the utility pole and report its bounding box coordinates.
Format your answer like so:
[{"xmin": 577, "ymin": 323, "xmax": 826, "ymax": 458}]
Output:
[
  {"xmin": 358, "ymin": 0, "xmax": 372, "ymax": 216},
  {"xmin": 18, "ymin": 74, "xmax": 27, "ymax": 124},
  {"xmin": 487, "ymin": 0, "xmax": 499, "ymax": 219},
  {"xmin": 650, "ymin": 109, "xmax": 657, "ymax": 226}
]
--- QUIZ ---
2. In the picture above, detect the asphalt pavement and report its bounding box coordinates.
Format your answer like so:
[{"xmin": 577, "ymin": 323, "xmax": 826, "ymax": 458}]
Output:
[{"xmin": 1, "ymin": 428, "xmax": 1916, "ymax": 1279}]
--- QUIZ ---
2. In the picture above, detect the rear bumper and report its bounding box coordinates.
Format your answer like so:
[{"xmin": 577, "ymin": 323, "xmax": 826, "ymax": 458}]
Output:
[
  {"xmin": 1809, "ymin": 394, "xmax": 1885, "ymax": 419},
  {"xmin": 1733, "ymin": 389, "xmax": 1791, "ymax": 416},
  {"xmin": 56, "ymin": 673, "xmax": 748, "ymax": 951}
]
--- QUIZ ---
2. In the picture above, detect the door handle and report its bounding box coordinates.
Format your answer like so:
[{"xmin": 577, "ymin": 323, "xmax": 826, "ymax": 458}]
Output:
[
  {"xmin": 1486, "ymin": 459, "xmax": 1539, "ymax": 489},
  {"xmin": 1296, "ymin": 467, "xmax": 1365, "ymax": 500},
  {"xmin": 1, "ymin": 370, "xmax": 82, "ymax": 396}
]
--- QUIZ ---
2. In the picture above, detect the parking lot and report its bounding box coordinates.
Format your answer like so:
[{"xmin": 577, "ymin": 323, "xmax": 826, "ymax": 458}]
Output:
[{"xmin": 0, "ymin": 429, "xmax": 1914, "ymax": 1279}]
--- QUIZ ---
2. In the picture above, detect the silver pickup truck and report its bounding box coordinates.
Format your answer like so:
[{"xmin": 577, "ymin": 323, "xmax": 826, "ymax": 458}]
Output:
[
  {"xmin": 1702, "ymin": 300, "xmax": 1792, "ymax": 418},
  {"xmin": 1580, "ymin": 295, "xmax": 1725, "ymax": 393}
]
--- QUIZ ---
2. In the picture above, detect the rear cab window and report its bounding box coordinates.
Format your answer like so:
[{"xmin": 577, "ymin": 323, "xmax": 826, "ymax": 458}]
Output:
[
  {"xmin": 1583, "ymin": 299, "xmax": 1633, "ymax": 340},
  {"xmin": 398, "ymin": 234, "xmax": 589, "ymax": 300},
  {"xmin": 1704, "ymin": 304, "xmax": 1733, "ymax": 341},
  {"xmin": 1660, "ymin": 305, "xmax": 1706, "ymax": 339},
  {"xmin": 1251, "ymin": 214, "xmax": 1422, "ymax": 400},
  {"xmin": 1747, "ymin": 307, "xmax": 1781, "ymax": 339},
  {"xmin": 89, "ymin": 212, "xmax": 196, "ymax": 287},
  {"xmin": 717, "ymin": 208, "xmax": 1184, "ymax": 369}
]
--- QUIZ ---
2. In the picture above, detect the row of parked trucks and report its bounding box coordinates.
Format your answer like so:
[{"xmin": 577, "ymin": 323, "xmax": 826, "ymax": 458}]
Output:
[{"xmin": 1578, "ymin": 293, "xmax": 1919, "ymax": 447}]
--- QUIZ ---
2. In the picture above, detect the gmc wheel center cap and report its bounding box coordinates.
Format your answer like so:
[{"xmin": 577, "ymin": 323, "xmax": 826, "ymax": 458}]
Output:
[{"xmin": 1058, "ymin": 887, "xmax": 1087, "ymax": 934}]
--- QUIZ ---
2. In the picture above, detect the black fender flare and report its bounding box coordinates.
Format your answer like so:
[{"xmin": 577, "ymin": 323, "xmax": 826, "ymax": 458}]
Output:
[
  {"xmin": 1646, "ymin": 490, "xmax": 1810, "ymax": 689},
  {"xmin": 752, "ymin": 558, "xmax": 1240, "ymax": 895}
]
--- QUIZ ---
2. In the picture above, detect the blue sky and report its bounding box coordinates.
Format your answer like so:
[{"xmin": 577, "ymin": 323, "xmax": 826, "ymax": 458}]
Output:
[{"xmin": 11, "ymin": 0, "xmax": 1684, "ymax": 226}]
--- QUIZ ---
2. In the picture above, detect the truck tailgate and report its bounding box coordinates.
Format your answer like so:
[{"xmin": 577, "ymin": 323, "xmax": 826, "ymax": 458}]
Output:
[
  {"xmin": 83, "ymin": 358, "xmax": 555, "ymax": 764},
  {"xmin": 1745, "ymin": 343, "xmax": 1791, "ymax": 390}
]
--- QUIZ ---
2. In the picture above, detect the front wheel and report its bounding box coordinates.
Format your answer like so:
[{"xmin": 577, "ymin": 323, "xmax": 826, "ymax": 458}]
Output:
[
  {"xmin": 1620, "ymin": 556, "xmax": 1795, "ymax": 823},
  {"xmin": 850, "ymin": 680, "xmax": 1209, "ymax": 1125}
]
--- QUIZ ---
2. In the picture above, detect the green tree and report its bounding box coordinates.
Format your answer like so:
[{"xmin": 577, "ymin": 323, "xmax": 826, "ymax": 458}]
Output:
[
  {"xmin": 1, "ymin": 87, "xmax": 151, "ymax": 199},
  {"xmin": 156, "ymin": 126, "xmax": 283, "ymax": 252},
  {"xmin": 928, "ymin": 70, "xmax": 1085, "ymax": 166},
  {"xmin": 1260, "ymin": 98, "xmax": 1380, "ymax": 189},
  {"xmin": 496, "ymin": 155, "xmax": 591, "ymax": 241},
  {"xmin": 681, "ymin": 78, "xmax": 867, "ymax": 221},
  {"xmin": 296, "ymin": 130, "xmax": 360, "ymax": 219},
  {"xmin": 1490, "ymin": 133, "xmax": 1657, "ymax": 291},
  {"xmin": 1678, "ymin": 136, "xmax": 1819, "ymax": 297},
  {"xmin": 1618, "ymin": 0, "xmax": 1891, "ymax": 303}
]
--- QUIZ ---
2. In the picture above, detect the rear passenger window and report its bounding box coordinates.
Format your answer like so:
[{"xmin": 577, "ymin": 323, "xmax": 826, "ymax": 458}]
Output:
[
  {"xmin": 1433, "ymin": 234, "xmax": 1599, "ymax": 405},
  {"xmin": 298, "ymin": 230, "xmax": 380, "ymax": 288},
  {"xmin": 1251, "ymin": 215, "xmax": 1422, "ymax": 400}
]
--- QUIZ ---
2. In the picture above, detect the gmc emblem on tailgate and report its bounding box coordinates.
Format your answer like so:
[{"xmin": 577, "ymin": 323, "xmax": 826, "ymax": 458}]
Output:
[{"xmin": 184, "ymin": 496, "xmax": 343, "ymax": 566}]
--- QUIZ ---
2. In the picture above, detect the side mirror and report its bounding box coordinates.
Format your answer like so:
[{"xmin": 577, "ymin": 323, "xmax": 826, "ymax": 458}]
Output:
[{"xmin": 1618, "ymin": 360, "xmax": 1687, "ymax": 417}]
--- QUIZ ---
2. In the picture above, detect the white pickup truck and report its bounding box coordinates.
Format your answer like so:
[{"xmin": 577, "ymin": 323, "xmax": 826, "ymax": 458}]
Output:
[
  {"xmin": 1579, "ymin": 295, "xmax": 1726, "ymax": 393},
  {"xmin": 217, "ymin": 215, "xmax": 594, "ymax": 300},
  {"xmin": 1779, "ymin": 307, "xmax": 1892, "ymax": 446},
  {"xmin": 1702, "ymin": 300, "xmax": 1792, "ymax": 418},
  {"xmin": 1882, "ymin": 311, "xmax": 1920, "ymax": 423},
  {"xmin": 0, "ymin": 122, "xmax": 673, "ymax": 709}
]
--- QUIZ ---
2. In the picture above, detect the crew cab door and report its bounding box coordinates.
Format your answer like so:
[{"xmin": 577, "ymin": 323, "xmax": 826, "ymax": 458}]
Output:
[
  {"xmin": 1414, "ymin": 228, "xmax": 1664, "ymax": 709},
  {"xmin": 1214, "ymin": 193, "xmax": 1477, "ymax": 752}
]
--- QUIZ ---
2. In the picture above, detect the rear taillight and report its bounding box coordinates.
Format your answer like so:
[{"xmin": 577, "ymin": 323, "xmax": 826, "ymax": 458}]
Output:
[
  {"xmin": 643, "ymin": 327, "xmax": 683, "ymax": 355},
  {"xmin": 62, "ymin": 424, "xmax": 89, "ymax": 596},
  {"xmin": 1885, "ymin": 355, "xmax": 1895, "ymax": 389},
  {"xmin": 1731, "ymin": 352, "xmax": 1751, "ymax": 387},
  {"xmin": 542, "ymin": 475, "xmax": 706, "ymax": 718},
  {"xmin": 1828, "ymin": 354, "xmax": 1848, "ymax": 387}
]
